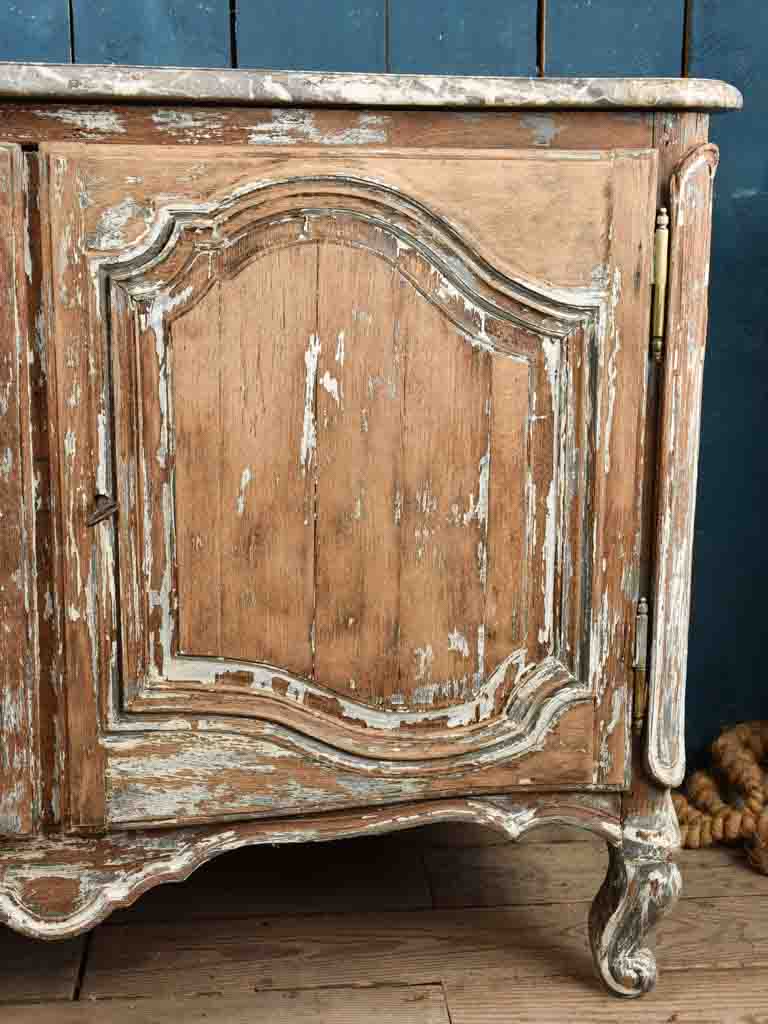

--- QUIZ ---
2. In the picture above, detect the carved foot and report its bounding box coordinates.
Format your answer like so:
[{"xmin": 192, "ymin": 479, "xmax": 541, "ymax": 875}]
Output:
[{"xmin": 588, "ymin": 840, "xmax": 681, "ymax": 997}]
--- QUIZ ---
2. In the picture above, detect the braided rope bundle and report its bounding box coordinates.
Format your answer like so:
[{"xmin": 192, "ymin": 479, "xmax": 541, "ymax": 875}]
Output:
[{"xmin": 673, "ymin": 722, "xmax": 768, "ymax": 873}]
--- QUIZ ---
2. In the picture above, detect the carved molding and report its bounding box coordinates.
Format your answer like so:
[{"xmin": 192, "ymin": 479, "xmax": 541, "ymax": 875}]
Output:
[
  {"xmin": 0, "ymin": 792, "xmax": 621, "ymax": 939},
  {"xmin": 85, "ymin": 177, "xmax": 607, "ymax": 772}
]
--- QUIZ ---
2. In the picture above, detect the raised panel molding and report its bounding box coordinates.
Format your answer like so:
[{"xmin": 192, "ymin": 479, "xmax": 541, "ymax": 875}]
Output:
[{"xmin": 88, "ymin": 175, "xmax": 606, "ymax": 769}]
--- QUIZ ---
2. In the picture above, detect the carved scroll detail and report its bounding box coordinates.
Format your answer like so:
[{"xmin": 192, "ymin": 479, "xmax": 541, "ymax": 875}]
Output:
[{"xmin": 0, "ymin": 792, "xmax": 620, "ymax": 940}]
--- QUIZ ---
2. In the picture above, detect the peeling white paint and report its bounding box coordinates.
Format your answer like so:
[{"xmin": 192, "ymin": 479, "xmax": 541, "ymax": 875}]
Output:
[
  {"xmin": 448, "ymin": 629, "xmax": 470, "ymax": 658},
  {"xmin": 320, "ymin": 370, "xmax": 340, "ymax": 404},
  {"xmin": 236, "ymin": 467, "xmax": 252, "ymax": 517},
  {"xmin": 300, "ymin": 334, "xmax": 321, "ymax": 473}
]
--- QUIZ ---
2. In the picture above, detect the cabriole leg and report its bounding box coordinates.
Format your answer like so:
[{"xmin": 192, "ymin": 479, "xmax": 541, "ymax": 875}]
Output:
[{"xmin": 589, "ymin": 760, "xmax": 682, "ymax": 997}]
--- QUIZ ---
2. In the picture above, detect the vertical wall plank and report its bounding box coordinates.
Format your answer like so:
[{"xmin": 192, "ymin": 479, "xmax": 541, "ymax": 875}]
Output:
[
  {"xmin": 0, "ymin": 2, "xmax": 71, "ymax": 62},
  {"xmin": 686, "ymin": 0, "xmax": 768, "ymax": 759},
  {"xmin": 390, "ymin": 1, "xmax": 537, "ymax": 75},
  {"xmin": 237, "ymin": 2, "xmax": 385, "ymax": 73},
  {"xmin": 546, "ymin": 0, "xmax": 684, "ymax": 75},
  {"xmin": 72, "ymin": 1, "xmax": 231, "ymax": 67}
]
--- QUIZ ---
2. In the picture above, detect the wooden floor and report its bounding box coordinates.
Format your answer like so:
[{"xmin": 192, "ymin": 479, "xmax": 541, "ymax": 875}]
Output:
[{"xmin": 1, "ymin": 823, "xmax": 766, "ymax": 1022}]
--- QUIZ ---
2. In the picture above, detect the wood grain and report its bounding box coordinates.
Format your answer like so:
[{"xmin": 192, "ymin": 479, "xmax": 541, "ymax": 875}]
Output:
[
  {"xmin": 173, "ymin": 282, "xmax": 222, "ymax": 656},
  {"xmin": 217, "ymin": 247, "xmax": 317, "ymax": 674},
  {"xmin": 5, "ymin": 986, "xmax": 451, "ymax": 1024},
  {"xmin": 396, "ymin": 274, "xmax": 490, "ymax": 705},
  {"xmin": 0, "ymin": 143, "xmax": 39, "ymax": 835},
  {"xmin": 79, "ymin": 893, "xmax": 768, "ymax": 999},
  {"xmin": 0, "ymin": 105, "xmax": 655, "ymax": 152},
  {"xmin": 314, "ymin": 244, "xmax": 401, "ymax": 701},
  {"xmin": 0, "ymin": 928, "xmax": 83, "ymax": 1004},
  {"xmin": 444, "ymin": 968, "xmax": 768, "ymax": 1023},
  {"xmin": 646, "ymin": 144, "xmax": 719, "ymax": 787},
  {"xmin": 423, "ymin": 841, "xmax": 763, "ymax": 909}
]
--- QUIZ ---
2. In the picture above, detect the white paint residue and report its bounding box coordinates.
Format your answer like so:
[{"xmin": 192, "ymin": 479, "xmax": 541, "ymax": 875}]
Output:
[
  {"xmin": 414, "ymin": 644, "xmax": 434, "ymax": 682},
  {"xmin": 91, "ymin": 197, "xmax": 150, "ymax": 250},
  {"xmin": 320, "ymin": 370, "xmax": 340, "ymax": 404},
  {"xmin": 146, "ymin": 286, "xmax": 194, "ymax": 468},
  {"xmin": 393, "ymin": 489, "xmax": 402, "ymax": 525},
  {"xmin": 538, "ymin": 479, "xmax": 557, "ymax": 646},
  {"xmin": 0, "ymin": 447, "xmax": 11, "ymax": 480},
  {"xmin": 35, "ymin": 108, "xmax": 127, "ymax": 134},
  {"xmin": 464, "ymin": 450, "xmax": 490, "ymax": 526},
  {"xmin": 477, "ymin": 539, "xmax": 488, "ymax": 588},
  {"xmin": 476, "ymin": 623, "xmax": 486, "ymax": 681},
  {"xmin": 247, "ymin": 109, "xmax": 387, "ymax": 146},
  {"xmin": 236, "ymin": 467, "xmax": 252, "ymax": 517},
  {"xmin": 448, "ymin": 629, "xmax": 470, "ymax": 658},
  {"xmin": 520, "ymin": 113, "xmax": 561, "ymax": 147},
  {"xmin": 335, "ymin": 330, "xmax": 345, "ymax": 367},
  {"xmin": 300, "ymin": 334, "xmax": 321, "ymax": 473},
  {"xmin": 96, "ymin": 410, "xmax": 109, "ymax": 494},
  {"xmin": 63, "ymin": 430, "xmax": 76, "ymax": 462}
]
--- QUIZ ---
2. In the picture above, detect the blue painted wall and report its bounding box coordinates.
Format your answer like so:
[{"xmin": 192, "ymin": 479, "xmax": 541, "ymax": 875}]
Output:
[{"xmin": 0, "ymin": 1, "xmax": 763, "ymax": 764}]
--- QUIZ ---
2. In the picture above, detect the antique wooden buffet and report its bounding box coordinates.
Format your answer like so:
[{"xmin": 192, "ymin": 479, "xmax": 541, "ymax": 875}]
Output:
[{"xmin": 0, "ymin": 65, "xmax": 741, "ymax": 996}]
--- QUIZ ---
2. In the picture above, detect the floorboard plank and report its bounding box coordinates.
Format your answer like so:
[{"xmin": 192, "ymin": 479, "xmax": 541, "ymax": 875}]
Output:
[
  {"xmin": 79, "ymin": 895, "xmax": 768, "ymax": 1000},
  {"xmin": 0, "ymin": 929, "xmax": 85, "ymax": 1005},
  {"xmin": 444, "ymin": 968, "xmax": 768, "ymax": 1023},
  {"xmin": 0, "ymin": 984, "xmax": 450, "ymax": 1023},
  {"xmin": 424, "ymin": 843, "xmax": 762, "ymax": 908}
]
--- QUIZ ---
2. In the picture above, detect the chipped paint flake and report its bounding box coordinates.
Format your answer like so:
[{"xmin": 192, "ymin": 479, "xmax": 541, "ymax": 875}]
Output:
[
  {"xmin": 320, "ymin": 370, "xmax": 340, "ymax": 404},
  {"xmin": 300, "ymin": 333, "xmax": 321, "ymax": 473},
  {"xmin": 236, "ymin": 467, "xmax": 252, "ymax": 517},
  {"xmin": 414, "ymin": 644, "xmax": 434, "ymax": 682},
  {"xmin": 448, "ymin": 629, "xmax": 470, "ymax": 658}
]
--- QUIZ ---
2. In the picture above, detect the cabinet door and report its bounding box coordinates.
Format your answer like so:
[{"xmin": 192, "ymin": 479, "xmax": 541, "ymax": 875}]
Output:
[{"xmin": 41, "ymin": 142, "xmax": 656, "ymax": 830}]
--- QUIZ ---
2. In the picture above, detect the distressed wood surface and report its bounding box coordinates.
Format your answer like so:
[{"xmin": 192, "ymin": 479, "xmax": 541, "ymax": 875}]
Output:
[
  {"xmin": 0, "ymin": 65, "xmax": 742, "ymax": 110},
  {"xmin": 35, "ymin": 141, "xmax": 659, "ymax": 828},
  {"xmin": 71, "ymin": 0, "xmax": 230, "ymax": 68},
  {"xmin": 6, "ymin": 987, "xmax": 452, "ymax": 1024},
  {"xmin": 0, "ymin": 927, "xmax": 84, "ymax": 1004},
  {"xmin": 389, "ymin": 1, "xmax": 537, "ymax": 76},
  {"xmin": 646, "ymin": 144, "xmax": 720, "ymax": 787},
  {"xmin": 0, "ymin": 105, "xmax": 656, "ymax": 151},
  {"xmin": 444, "ymin": 969, "xmax": 768, "ymax": 1023},
  {"xmin": 423, "ymin": 840, "xmax": 762, "ymax": 909},
  {"xmin": 78, "ymin": 892, "xmax": 768, "ymax": 999},
  {"xmin": 0, "ymin": 793, "xmax": 621, "ymax": 938},
  {"xmin": 0, "ymin": 143, "xmax": 39, "ymax": 835}
]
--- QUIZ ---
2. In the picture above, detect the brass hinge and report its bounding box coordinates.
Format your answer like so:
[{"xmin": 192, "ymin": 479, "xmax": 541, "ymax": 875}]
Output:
[
  {"xmin": 651, "ymin": 208, "xmax": 670, "ymax": 364},
  {"xmin": 632, "ymin": 597, "xmax": 650, "ymax": 734}
]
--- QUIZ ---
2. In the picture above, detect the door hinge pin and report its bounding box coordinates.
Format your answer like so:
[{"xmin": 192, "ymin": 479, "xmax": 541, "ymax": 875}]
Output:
[
  {"xmin": 651, "ymin": 207, "xmax": 670, "ymax": 364},
  {"xmin": 632, "ymin": 596, "xmax": 650, "ymax": 734}
]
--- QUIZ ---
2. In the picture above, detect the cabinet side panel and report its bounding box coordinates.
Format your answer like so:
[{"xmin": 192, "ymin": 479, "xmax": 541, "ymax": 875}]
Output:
[
  {"xmin": 0, "ymin": 145, "xmax": 39, "ymax": 834},
  {"xmin": 646, "ymin": 143, "xmax": 719, "ymax": 787},
  {"xmin": 592, "ymin": 151, "xmax": 657, "ymax": 787}
]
